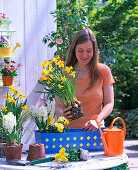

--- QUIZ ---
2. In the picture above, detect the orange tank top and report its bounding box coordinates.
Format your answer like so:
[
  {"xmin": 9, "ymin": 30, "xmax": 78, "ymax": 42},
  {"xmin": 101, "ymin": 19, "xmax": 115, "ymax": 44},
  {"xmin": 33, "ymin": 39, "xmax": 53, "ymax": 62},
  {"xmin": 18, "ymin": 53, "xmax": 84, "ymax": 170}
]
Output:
[{"xmin": 69, "ymin": 63, "xmax": 115, "ymax": 128}]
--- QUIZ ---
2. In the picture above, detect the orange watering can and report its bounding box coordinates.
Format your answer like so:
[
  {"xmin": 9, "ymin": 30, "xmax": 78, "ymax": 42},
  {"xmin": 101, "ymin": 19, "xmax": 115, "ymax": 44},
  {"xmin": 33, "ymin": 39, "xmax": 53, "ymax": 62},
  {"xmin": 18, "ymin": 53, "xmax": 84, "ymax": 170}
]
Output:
[{"xmin": 92, "ymin": 115, "xmax": 126, "ymax": 156}]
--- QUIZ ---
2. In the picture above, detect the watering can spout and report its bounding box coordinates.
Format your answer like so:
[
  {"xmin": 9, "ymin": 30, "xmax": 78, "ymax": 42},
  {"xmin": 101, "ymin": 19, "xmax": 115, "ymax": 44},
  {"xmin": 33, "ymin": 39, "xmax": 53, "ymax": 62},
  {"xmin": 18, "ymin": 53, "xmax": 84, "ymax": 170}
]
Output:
[
  {"xmin": 12, "ymin": 43, "xmax": 21, "ymax": 54},
  {"xmin": 92, "ymin": 115, "xmax": 109, "ymax": 155}
]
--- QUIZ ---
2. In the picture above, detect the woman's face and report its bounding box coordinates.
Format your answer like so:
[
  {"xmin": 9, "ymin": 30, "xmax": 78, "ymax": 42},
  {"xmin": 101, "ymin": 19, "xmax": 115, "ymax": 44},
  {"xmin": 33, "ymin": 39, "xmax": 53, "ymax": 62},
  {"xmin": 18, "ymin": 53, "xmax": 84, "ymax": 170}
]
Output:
[{"xmin": 75, "ymin": 41, "xmax": 93, "ymax": 67}]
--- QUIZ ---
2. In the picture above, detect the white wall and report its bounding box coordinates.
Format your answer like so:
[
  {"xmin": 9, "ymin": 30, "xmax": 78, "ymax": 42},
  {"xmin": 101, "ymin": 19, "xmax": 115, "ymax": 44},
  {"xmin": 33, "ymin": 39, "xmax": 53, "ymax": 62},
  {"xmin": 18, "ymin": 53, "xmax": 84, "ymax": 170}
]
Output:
[{"xmin": 0, "ymin": 0, "xmax": 56, "ymax": 145}]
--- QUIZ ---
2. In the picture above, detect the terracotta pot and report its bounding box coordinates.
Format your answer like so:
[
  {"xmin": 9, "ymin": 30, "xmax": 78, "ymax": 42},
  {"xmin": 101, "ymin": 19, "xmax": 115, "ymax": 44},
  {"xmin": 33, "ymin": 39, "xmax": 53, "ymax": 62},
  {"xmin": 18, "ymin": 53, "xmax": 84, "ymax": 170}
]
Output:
[
  {"xmin": 27, "ymin": 143, "xmax": 46, "ymax": 161},
  {"xmin": 2, "ymin": 75, "xmax": 13, "ymax": 86},
  {"xmin": 0, "ymin": 142, "xmax": 6, "ymax": 157},
  {"xmin": 4, "ymin": 144, "xmax": 23, "ymax": 161}
]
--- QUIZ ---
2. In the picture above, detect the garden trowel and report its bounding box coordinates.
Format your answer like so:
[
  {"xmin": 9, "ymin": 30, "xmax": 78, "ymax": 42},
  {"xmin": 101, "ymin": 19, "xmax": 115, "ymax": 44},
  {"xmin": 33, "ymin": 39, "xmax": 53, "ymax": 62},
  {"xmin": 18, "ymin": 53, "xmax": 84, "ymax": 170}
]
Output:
[{"xmin": 6, "ymin": 157, "xmax": 55, "ymax": 166}]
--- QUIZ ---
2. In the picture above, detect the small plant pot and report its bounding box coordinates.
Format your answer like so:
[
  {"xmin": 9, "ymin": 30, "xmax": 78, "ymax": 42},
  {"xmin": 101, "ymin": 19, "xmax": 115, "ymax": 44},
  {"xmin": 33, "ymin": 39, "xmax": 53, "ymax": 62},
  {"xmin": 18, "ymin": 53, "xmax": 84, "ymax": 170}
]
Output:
[
  {"xmin": 2, "ymin": 75, "xmax": 13, "ymax": 86},
  {"xmin": 27, "ymin": 143, "xmax": 46, "ymax": 161},
  {"xmin": 4, "ymin": 144, "xmax": 23, "ymax": 161}
]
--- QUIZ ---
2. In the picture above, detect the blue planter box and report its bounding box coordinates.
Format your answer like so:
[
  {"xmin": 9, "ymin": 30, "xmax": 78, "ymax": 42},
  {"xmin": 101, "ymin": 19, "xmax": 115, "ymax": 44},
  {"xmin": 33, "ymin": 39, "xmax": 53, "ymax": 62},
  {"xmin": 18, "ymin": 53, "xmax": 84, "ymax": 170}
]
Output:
[{"xmin": 35, "ymin": 128, "xmax": 104, "ymax": 154}]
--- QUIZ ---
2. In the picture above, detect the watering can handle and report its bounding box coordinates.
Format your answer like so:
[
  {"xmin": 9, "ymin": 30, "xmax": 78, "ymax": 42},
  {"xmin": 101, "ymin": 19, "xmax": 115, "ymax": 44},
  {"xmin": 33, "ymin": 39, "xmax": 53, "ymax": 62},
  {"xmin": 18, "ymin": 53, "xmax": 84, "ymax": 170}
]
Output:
[{"xmin": 110, "ymin": 117, "xmax": 126, "ymax": 140}]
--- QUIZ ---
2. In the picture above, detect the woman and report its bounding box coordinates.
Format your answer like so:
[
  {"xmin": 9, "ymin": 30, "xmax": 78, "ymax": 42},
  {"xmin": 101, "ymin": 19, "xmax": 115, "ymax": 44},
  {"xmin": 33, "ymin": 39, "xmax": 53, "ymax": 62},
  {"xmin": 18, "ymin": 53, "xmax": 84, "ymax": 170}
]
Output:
[{"xmin": 55, "ymin": 28, "xmax": 115, "ymax": 131}]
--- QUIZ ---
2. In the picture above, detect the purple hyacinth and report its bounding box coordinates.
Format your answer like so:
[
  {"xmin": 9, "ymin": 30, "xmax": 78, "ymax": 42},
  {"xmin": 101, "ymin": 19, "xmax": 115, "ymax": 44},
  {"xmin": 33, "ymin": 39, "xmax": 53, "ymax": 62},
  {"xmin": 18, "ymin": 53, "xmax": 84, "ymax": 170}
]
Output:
[{"xmin": 0, "ymin": 35, "xmax": 9, "ymax": 43}]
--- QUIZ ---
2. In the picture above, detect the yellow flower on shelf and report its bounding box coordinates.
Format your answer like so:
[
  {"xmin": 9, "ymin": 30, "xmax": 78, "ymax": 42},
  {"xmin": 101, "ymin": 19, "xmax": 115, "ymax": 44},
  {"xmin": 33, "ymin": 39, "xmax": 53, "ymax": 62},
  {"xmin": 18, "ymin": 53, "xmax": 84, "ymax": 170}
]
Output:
[
  {"xmin": 2, "ymin": 106, "xmax": 7, "ymax": 112},
  {"xmin": 0, "ymin": 86, "xmax": 31, "ymax": 146},
  {"xmin": 13, "ymin": 89, "xmax": 19, "ymax": 95},
  {"xmin": 19, "ymin": 93, "xmax": 26, "ymax": 98}
]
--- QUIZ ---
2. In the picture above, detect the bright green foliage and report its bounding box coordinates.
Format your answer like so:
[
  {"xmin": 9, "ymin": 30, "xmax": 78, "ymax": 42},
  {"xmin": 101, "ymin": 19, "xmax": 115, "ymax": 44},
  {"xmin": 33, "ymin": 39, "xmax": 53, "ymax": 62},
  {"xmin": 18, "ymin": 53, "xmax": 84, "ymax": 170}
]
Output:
[
  {"xmin": 67, "ymin": 147, "xmax": 80, "ymax": 161},
  {"xmin": 105, "ymin": 108, "xmax": 138, "ymax": 138},
  {"xmin": 43, "ymin": 0, "xmax": 137, "ymax": 110}
]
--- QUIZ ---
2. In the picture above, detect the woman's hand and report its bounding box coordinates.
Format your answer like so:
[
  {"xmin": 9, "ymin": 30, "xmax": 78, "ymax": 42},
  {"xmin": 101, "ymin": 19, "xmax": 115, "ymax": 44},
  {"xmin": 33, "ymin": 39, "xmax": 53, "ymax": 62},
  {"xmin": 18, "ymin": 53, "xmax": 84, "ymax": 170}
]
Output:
[
  {"xmin": 83, "ymin": 120, "xmax": 98, "ymax": 131},
  {"xmin": 64, "ymin": 105, "xmax": 73, "ymax": 120}
]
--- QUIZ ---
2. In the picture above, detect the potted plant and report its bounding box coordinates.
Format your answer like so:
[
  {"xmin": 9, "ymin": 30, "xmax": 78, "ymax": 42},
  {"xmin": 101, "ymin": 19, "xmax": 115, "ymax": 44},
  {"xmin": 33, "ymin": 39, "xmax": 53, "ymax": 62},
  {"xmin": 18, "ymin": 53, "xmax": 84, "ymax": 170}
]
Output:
[
  {"xmin": 38, "ymin": 56, "xmax": 84, "ymax": 120},
  {"xmin": 30, "ymin": 102, "xmax": 104, "ymax": 154},
  {"xmin": 0, "ymin": 86, "xmax": 31, "ymax": 160},
  {"xmin": 0, "ymin": 35, "xmax": 21, "ymax": 57},
  {"xmin": 0, "ymin": 58, "xmax": 23, "ymax": 86}
]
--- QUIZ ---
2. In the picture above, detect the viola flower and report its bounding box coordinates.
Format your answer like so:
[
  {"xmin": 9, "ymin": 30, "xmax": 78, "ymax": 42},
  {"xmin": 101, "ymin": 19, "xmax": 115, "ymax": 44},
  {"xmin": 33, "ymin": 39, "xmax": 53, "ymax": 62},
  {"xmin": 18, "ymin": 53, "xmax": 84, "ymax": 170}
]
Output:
[{"xmin": 56, "ymin": 38, "xmax": 63, "ymax": 44}]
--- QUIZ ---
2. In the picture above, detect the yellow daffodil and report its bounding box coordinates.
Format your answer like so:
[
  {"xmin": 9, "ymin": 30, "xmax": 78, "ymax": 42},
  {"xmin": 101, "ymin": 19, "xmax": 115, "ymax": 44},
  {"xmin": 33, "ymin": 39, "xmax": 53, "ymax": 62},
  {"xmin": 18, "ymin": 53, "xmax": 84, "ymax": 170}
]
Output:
[
  {"xmin": 40, "ymin": 78, "xmax": 44, "ymax": 82},
  {"xmin": 47, "ymin": 81, "xmax": 51, "ymax": 84},
  {"xmin": 19, "ymin": 93, "xmax": 26, "ymax": 98},
  {"xmin": 58, "ymin": 84, "xmax": 64, "ymax": 88},
  {"xmin": 41, "ymin": 72, "xmax": 45, "ymax": 77},
  {"xmin": 22, "ymin": 105, "xmax": 28, "ymax": 111},
  {"xmin": 2, "ymin": 106, "xmax": 7, "ymax": 112},
  {"xmin": 61, "ymin": 76, "xmax": 66, "ymax": 82},
  {"xmin": 43, "ymin": 68, "xmax": 50, "ymax": 75},
  {"xmin": 41, "ymin": 60, "xmax": 49, "ymax": 68},
  {"xmin": 57, "ymin": 61, "xmax": 64, "ymax": 68},
  {"xmin": 8, "ymin": 96, "xmax": 16, "ymax": 103},
  {"xmin": 13, "ymin": 89, "xmax": 19, "ymax": 95},
  {"xmin": 9, "ymin": 85, "xmax": 14, "ymax": 91},
  {"xmin": 70, "ymin": 71, "xmax": 76, "ymax": 78},
  {"xmin": 49, "ymin": 65, "xmax": 53, "ymax": 72},
  {"xmin": 65, "ymin": 66, "xmax": 73, "ymax": 73},
  {"xmin": 53, "ymin": 56, "xmax": 60, "ymax": 63}
]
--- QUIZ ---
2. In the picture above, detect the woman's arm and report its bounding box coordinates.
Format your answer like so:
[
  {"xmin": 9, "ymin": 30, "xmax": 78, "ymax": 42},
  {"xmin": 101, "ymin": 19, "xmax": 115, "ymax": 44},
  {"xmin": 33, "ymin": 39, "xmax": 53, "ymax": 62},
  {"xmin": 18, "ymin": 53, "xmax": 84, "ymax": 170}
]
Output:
[
  {"xmin": 97, "ymin": 84, "xmax": 114, "ymax": 123},
  {"xmin": 84, "ymin": 84, "xmax": 114, "ymax": 131}
]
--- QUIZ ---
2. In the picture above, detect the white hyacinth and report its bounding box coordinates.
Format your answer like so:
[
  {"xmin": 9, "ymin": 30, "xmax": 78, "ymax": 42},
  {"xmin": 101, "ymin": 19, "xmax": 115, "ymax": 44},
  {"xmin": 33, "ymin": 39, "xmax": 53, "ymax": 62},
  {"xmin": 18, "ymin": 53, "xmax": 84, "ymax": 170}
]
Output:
[
  {"xmin": 37, "ymin": 105, "xmax": 48, "ymax": 121},
  {"xmin": 3, "ymin": 112, "xmax": 16, "ymax": 133}
]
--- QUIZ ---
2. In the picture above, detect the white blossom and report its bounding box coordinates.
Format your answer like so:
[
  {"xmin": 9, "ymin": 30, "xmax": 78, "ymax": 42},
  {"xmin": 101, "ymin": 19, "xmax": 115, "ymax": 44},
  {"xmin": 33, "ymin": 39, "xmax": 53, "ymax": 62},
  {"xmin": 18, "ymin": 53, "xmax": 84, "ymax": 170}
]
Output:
[
  {"xmin": 37, "ymin": 105, "xmax": 48, "ymax": 121},
  {"xmin": 3, "ymin": 112, "xmax": 16, "ymax": 133}
]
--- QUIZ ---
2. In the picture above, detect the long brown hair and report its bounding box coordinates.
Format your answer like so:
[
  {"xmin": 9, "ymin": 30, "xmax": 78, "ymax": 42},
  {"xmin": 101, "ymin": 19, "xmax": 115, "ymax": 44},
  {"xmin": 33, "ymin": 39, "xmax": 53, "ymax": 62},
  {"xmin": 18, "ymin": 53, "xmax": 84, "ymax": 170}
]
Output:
[{"xmin": 66, "ymin": 28, "xmax": 101, "ymax": 89}]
